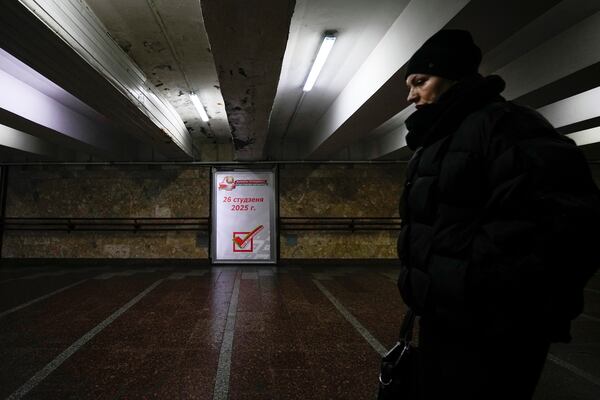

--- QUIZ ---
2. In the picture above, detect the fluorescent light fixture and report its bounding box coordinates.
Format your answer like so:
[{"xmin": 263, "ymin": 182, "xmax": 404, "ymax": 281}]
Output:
[
  {"xmin": 190, "ymin": 92, "xmax": 209, "ymax": 122},
  {"xmin": 303, "ymin": 34, "xmax": 337, "ymax": 92}
]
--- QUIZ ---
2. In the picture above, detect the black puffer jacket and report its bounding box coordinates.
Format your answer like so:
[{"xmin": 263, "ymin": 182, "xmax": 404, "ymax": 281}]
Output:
[{"xmin": 397, "ymin": 74, "xmax": 600, "ymax": 342}]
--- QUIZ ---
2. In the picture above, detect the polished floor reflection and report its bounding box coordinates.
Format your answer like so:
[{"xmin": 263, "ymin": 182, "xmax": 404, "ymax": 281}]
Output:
[{"xmin": 0, "ymin": 265, "xmax": 598, "ymax": 399}]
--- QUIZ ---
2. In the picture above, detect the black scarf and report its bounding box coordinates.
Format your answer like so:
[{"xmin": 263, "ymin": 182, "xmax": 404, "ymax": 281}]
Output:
[{"xmin": 405, "ymin": 74, "xmax": 506, "ymax": 150}]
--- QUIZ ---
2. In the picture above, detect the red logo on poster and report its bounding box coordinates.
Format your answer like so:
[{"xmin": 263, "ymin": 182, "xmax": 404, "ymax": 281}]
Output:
[{"xmin": 218, "ymin": 176, "xmax": 236, "ymax": 191}]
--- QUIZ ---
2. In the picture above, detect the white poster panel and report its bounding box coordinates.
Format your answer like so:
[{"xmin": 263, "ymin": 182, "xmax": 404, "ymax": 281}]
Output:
[{"xmin": 212, "ymin": 169, "xmax": 276, "ymax": 263}]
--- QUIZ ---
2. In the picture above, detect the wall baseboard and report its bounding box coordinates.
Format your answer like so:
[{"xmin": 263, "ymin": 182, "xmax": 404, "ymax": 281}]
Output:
[{"xmin": 278, "ymin": 258, "xmax": 400, "ymax": 267}]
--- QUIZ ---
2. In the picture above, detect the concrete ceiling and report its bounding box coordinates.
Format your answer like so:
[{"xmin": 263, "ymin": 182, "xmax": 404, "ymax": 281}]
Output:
[
  {"xmin": 85, "ymin": 0, "xmax": 231, "ymax": 151},
  {"xmin": 200, "ymin": 0, "xmax": 296, "ymax": 161},
  {"xmin": 1, "ymin": 0, "xmax": 600, "ymax": 162}
]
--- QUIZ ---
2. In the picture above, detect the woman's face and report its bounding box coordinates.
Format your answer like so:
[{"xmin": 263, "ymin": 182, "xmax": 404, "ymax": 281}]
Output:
[{"xmin": 405, "ymin": 74, "xmax": 455, "ymax": 108}]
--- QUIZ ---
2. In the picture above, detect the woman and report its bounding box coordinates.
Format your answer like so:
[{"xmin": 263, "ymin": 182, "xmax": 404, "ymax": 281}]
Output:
[{"xmin": 397, "ymin": 29, "xmax": 599, "ymax": 399}]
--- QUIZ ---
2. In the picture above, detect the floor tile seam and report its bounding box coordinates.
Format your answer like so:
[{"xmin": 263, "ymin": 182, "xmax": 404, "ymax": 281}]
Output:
[
  {"xmin": 0, "ymin": 293, "xmax": 162, "ymax": 339},
  {"xmin": 312, "ymin": 279, "xmax": 388, "ymax": 357},
  {"xmin": 0, "ymin": 273, "xmax": 89, "ymax": 287},
  {"xmin": 43, "ymin": 283, "xmax": 168, "ymax": 320},
  {"xmin": 4, "ymin": 278, "xmax": 165, "ymax": 400},
  {"xmin": 0, "ymin": 268, "xmax": 102, "ymax": 284},
  {"xmin": 212, "ymin": 272, "xmax": 241, "ymax": 400},
  {"xmin": 0, "ymin": 278, "xmax": 89, "ymax": 319},
  {"xmin": 303, "ymin": 282, "xmax": 393, "ymax": 324}
]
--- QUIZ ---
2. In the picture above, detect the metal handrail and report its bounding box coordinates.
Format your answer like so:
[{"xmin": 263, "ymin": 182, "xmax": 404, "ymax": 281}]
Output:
[
  {"xmin": 1, "ymin": 216, "xmax": 401, "ymax": 232},
  {"xmin": 1, "ymin": 217, "xmax": 209, "ymax": 232},
  {"xmin": 280, "ymin": 217, "xmax": 401, "ymax": 231}
]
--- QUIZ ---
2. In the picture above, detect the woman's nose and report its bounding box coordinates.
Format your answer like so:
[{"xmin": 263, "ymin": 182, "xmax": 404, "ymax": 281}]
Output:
[{"xmin": 407, "ymin": 88, "xmax": 417, "ymax": 103}]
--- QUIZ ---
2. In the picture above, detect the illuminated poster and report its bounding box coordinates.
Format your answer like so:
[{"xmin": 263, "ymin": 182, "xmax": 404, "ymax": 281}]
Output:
[{"xmin": 212, "ymin": 169, "xmax": 277, "ymax": 263}]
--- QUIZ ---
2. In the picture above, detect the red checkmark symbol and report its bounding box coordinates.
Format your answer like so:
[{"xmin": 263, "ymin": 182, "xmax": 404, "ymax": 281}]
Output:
[{"xmin": 234, "ymin": 225, "xmax": 264, "ymax": 248}]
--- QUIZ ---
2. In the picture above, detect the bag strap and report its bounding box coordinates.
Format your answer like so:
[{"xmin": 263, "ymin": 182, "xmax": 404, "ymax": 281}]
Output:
[{"xmin": 398, "ymin": 308, "xmax": 416, "ymax": 342}]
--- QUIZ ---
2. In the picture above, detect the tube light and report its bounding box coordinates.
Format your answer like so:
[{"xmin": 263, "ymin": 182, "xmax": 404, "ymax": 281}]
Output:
[
  {"xmin": 303, "ymin": 34, "xmax": 336, "ymax": 92},
  {"xmin": 190, "ymin": 92, "xmax": 209, "ymax": 122}
]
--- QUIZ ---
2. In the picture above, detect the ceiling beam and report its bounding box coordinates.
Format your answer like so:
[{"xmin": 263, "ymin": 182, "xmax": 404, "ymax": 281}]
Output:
[
  {"xmin": 85, "ymin": 0, "xmax": 232, "ymax": 149},
  {"xmin": 367, "ymin": 86, "xmax": 600, "ymax": 161},
  {"xmin": 267, "ymin": 0, "xmax": 412, "ymax": 160},
  {"xmin": 367, "ymin": 3, "xmax": 600, "ymax": 160},
  {"xmin": 298, "ymin": 0, "xmax": 576, "ymax": 160},
  {"xmin": 567, "ymin": 127, "xmax": 600, "ymax": 147},
  {"xmin": 0, "ymin": 67, "xmax": 127, "ymax": 158},
  {"xmin": 200, "ymin": 0, "xmax": 296, "ymax": 161},
  {"xmin": 0, "ymin": 0, "xmax": 194, "ymax": 160},
  {"xmin": 0, "ymin": 124, "xmax": 61, "ymax": 158},
  {"xmin": 538, "ymin": 86, "xmax": 600, "ymax": 129},
  {"xmin": 496, "ymin": 11, "xmax": 600, "ymax": 100},
  {"xmin": 480, "ymin": 0, "xmax": 598, "ymax": 76},
  {"xmin": 302, "ymin": 0, "xmax": 470, "ymax": 160}
]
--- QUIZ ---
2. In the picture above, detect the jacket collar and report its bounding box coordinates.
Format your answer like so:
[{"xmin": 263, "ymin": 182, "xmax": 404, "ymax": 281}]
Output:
[{"xmin": 405, "ymin": 74, "xmax": 506, "ymax": 150}]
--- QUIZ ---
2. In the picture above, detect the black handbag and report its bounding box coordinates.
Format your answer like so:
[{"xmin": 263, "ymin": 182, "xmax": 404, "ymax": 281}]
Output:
[{"xmin": 377, "ymin": 309, "xmax": 420, "ymax": 399}]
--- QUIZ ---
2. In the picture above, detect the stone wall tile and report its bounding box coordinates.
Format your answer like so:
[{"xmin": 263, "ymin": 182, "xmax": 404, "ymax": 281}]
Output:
[{"xmin": 3, "ymin": 164, "xmax": 401, "ymax": 259}]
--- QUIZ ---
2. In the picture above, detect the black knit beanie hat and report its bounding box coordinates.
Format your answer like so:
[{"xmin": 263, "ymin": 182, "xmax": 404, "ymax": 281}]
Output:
[{"xmin": 405, "ymin": 29, "xmax": 482, "ymax": 80}]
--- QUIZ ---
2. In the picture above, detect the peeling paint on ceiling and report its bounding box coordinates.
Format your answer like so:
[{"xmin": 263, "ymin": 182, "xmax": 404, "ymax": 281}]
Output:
[
  {"xmin": 86, "ymin": 0, "xmax": 232, "ymax": 159},
  {"xmin": 200, "ymin": 0, "xmax": 296, "ymax": 160}
]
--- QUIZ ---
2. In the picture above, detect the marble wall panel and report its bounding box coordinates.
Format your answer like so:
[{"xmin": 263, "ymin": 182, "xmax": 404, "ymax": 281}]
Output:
[
  {"xmin": 6, "ymin": 165, "xmax": 210, "ymax": 217},
  {"xmin": 279, "ymin": 164, "xmax": 405, "ymax": 217},
  {"xmin": 2, "ymin": 164, "xmax": 404, "ymax": 260},
  {"xmin": 279, "ymin": 164, "xmax": 405, "ymax": 259},
  {"xmin": 2, "ymin": 231, "xmax": 207, "ymax": 258},
  {"xmin": 3, "ymin": 165, "xmax": 210, "ymax": 259},
  {"xmin": 280, "ymin": 231, "xmax": 398, "ymax": 259}
]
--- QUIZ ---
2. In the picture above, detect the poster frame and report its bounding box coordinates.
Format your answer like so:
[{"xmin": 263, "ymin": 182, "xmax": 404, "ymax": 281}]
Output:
[{"xmin": 210, "ymin": 166, "xmax": 278, "ymax": 264}]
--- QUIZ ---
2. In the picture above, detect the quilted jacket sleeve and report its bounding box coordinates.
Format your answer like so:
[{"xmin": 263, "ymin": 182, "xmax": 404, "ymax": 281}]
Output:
[{"xmin": 467, "ymin": 106, "xmax": 600, "ymax": 341}]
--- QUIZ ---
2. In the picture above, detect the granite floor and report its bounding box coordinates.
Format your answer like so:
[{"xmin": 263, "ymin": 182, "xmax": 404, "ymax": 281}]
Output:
[{"xmin": 0, "ymin": 265, "xmax": 598, "ymax": 399}]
